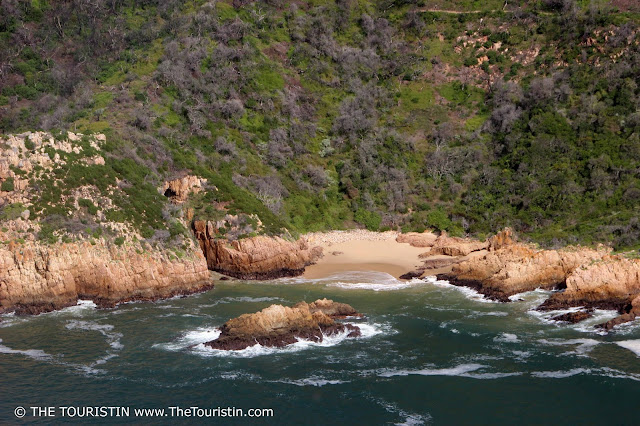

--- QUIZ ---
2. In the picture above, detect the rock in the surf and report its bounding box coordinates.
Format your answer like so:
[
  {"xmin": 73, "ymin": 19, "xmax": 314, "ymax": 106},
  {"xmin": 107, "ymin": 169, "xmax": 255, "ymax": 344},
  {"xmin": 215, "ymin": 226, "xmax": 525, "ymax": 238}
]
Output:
[{"xmin": 204, "ymin": 298, "xmax": 361, "ymax": 350}]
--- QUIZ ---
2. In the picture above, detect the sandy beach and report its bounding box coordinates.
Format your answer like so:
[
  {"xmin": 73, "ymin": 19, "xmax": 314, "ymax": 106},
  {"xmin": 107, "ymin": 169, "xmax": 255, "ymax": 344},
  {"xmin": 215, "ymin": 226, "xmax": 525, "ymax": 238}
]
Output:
[{"xmin": 304, "ymin": 230, "xmax": 437, "ymax": 279}]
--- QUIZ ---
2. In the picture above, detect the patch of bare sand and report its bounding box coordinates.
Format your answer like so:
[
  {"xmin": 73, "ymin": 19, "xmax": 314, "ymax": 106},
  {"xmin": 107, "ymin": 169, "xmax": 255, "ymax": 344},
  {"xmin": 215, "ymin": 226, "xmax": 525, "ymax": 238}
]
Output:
[{"xmin": 304, "ymin": 230, "xmax": 438, "ymax": 279}]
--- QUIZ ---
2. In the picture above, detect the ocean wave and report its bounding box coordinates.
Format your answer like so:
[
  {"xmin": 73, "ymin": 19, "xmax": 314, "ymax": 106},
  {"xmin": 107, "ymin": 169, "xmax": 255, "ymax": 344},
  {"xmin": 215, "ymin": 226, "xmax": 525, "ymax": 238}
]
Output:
[
  {"xmin": 494, "ymin": 333, "xmax": 520, "ymax": 343},
  {"xmin": 614, "ymin": 339, "xmax": 640, "ymax": 357},
  {"xmin": 536, "ymin": 338, "xmax": 601, "ymax": 356},
  {"xmin": 377, "ymin": 363, "xmax": 522, "ymax": 380},
  {"xmin": 279, "ymin": 271, "xmax": 427, "ymax": 291},
  {"xmin": 273, "ymin": 377, "xmax": 349, "ymax": 387},
  {"xmin": 0, "ymin": 338, "xmax": 53, "ymax": 360},
  {"xmin": 378, "ymin": 363, "xmax": 485, "ymax": 377},
  {"xmin": 527, "ymin": 305, "xmax": 618, "ymax": 334},
  {"xmin": 65, "ymin": 320, "xmax": 123, "ymax": 350},
  {"xmin": 153, "ymin": 327, "xmax": 222, "ymax": 352},
  {"xmin": 530, "ymin": 368, "xmax": 591, "ymax": 378},
  {"xmin": 371, "ymin": 398, "xmax": 432, "ymax": 426},
  {"xmin": 45, "ymin": 299, "xmax": 98, "ymax": 316}
]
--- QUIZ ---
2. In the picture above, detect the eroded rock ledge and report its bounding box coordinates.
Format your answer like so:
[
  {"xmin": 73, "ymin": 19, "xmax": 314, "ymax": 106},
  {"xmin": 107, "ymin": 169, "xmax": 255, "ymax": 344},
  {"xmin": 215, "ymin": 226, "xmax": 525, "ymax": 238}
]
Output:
[
  {"xmin": 0, "ymin": 240, "xmax": 212, "ymax": 315},
  {"xmin": 205, "ymin": 298, "xmax": 362, "ymax": 350},
  {"xmin": 193, "ymin": 220, "xmax": 323, "ymax": 279}
]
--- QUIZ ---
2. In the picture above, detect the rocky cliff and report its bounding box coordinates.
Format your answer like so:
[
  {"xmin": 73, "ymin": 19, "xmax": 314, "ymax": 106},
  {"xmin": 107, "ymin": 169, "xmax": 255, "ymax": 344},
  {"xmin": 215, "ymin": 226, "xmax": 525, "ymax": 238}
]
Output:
[
  {"xmin": 0, "ymin": 240, "xmax": 212, "ymax": 314},
  {"xmin": 205, "ymin": 298, "xmax": 361, "ymax": 350},
  {"xmin": 193, "ymin": 220, "xmax": 322, "ymax": 279}
]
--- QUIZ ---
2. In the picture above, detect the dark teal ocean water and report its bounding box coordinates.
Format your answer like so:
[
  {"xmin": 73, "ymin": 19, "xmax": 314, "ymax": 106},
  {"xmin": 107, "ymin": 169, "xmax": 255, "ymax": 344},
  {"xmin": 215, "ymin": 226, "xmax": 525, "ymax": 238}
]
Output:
[{"xmin": 2, "ymin": 272, "xmax": 640, "ymax": 425}]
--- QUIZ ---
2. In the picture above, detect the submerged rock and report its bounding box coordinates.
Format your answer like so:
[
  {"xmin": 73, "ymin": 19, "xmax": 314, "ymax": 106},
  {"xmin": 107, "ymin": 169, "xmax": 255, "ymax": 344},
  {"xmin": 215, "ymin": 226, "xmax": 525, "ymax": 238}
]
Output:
[
  {"xmin": 204, "ymin": 298, "xmax": 362, "ymax": 350},
  {"xmin": 551, "ymin": 310, "xmax": 594, "ymax": 323}
]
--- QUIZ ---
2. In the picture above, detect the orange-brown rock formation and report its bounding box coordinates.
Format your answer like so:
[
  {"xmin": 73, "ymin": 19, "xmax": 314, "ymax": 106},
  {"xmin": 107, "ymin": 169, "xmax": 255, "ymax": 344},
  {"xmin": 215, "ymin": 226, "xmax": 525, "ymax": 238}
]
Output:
[
  {"xmin": 538, "ymin": 256, "xmax": 640, "ymax": 329},
  {"xmin": 161, "ymin": 175, "xmax": 206, "ymax": 203},
  {"xmin": 438, "ymin": 231, "xmax": 609, "ymax": 301},
  {"xmin": 396, "ymin": 232, "xmax": 437, "ymax": 247},
  {"xmin": 0, "ymin": 241, "xmax": 212, "ymax": 314},
  {"xmin": 193, "ymin": 220, "xmax": 323, "ymax": 279},
  {"xmin": 205, "ymin": 299, "xmax": 361, "ymax": 350},
  {"xmin": 428, "ymin": 231, "xmax": 488, "ymax": 257}
]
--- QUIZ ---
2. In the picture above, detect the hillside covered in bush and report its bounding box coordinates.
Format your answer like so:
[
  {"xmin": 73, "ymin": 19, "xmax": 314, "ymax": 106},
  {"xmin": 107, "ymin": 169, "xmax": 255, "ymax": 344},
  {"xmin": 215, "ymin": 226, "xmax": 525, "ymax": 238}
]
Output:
[{"xmin": 1, "ymin": 0, "xmax": 640, "ymax": 250}]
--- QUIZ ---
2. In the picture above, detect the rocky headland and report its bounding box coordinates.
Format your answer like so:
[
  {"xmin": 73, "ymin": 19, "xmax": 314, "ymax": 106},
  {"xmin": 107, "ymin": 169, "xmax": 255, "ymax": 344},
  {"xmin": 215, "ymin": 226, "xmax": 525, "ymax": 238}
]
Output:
[
  {"xmin": 0, "ymin": 239, "xmax": 212, "ymax": 315},
  {"xmin": 409, "ymin": 228, "xmax": 640, "ymax": 331},
  {"xmin": 204, "ymin": 298, "xmax": 361, "ymax": 350}
]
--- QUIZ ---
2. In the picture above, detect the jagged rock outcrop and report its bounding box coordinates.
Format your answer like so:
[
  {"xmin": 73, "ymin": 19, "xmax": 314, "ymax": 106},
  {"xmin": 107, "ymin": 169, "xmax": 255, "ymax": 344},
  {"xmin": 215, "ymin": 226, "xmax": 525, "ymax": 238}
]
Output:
[
  {"xmin": 0, "ymin": 240, "xmax": 212, "ymax": 314},
  {"xmin": 537, "ymin": 257, "xmax": 640, "ymax": 329},
  {"xmin": 421, "ymin": 257, "xmax": 460, "ymax": 270},
  {"xmin": 396, "ymin": 232, "xmax": 437, "ymax": 247},
  {"xmin": 427, "ymin": 231, "xmax": 488, "ymax": 257},
  {"xmin": 598, "ymin": 295, "xmax": 640, "ymax": 331},
  {"xmin": 438, "ymin": 231, "xmax": 609, "ymax": 301},
  {"xmin": 161, "ymin": 175, "xmax": 206, "ymax": 203},
  {"xmin": 193, "ymin": 220, "xmax": 322, "ymax": 279},
  {"xmin": 204, "ymin": 299, "xmax": 361, "ymax": 350}
]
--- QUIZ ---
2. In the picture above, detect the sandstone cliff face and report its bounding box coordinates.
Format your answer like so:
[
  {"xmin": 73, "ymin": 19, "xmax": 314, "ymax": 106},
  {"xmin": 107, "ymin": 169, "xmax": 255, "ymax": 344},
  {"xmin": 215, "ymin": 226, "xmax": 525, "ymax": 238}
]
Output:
[
  {"xmin": 0, "ymin": 240, "xmax": 212, "ymax": 314},
  {"xmin": 439, "ymin": 232, "xmax": 609, "ymax": 301},
  {"xmin": 161, "ymin": 175, "xmax": 207, "ymax": 203},
  {"xmin": 205, "ymin": 299, "xmax": 361, "ymax": 350},
  {"xmin": 193, "ymin": 220, "xmax": 322, "ymax": 279}
]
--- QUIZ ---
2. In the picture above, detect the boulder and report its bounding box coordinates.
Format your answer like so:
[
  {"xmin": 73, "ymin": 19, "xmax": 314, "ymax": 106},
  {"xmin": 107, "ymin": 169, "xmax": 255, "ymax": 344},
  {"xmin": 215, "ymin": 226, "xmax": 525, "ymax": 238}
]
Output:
[
  {"xmin": 427, "ymin": 231, "xmax": 488, "ymax": 257},
  {"xmin": 205, "ymin": 299, "xmax": 362, "ymax": 350},
  {"xmin": 396, "ymin": 232, "xmax": 437, "ymax": 248}
]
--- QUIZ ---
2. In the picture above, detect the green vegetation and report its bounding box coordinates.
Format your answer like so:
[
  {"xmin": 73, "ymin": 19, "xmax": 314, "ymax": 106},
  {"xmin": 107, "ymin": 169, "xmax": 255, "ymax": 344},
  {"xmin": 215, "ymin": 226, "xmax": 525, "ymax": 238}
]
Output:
[{"xmin": 0, "ymin": 0, "xmax": 639, "ymax": 249}]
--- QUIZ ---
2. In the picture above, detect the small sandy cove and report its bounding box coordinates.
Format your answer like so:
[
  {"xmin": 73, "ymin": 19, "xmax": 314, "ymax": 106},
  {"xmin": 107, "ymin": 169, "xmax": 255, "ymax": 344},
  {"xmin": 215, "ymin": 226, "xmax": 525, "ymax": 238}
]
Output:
[{"xmin": 304, "ymin": 230, "xmax": 440, "ymax": 279}]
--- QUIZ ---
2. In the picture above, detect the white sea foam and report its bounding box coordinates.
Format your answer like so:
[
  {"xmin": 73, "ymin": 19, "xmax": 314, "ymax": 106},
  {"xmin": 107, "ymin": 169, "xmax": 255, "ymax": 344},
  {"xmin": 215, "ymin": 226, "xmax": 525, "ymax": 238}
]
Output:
[
  {"xmin": 274, "ymin": 377, "xmax": 348, "ymax": 387},
  {"xmin": 0, "ymin": 339, "xmax": 53, "ymax": 360},
  {"xmin": 423, "ymin": 276, "xmax": 497, "ymax": 303},
  {"xmin": 378, "ymin": 363, "xmax": 486, "ymax": 377},
  {"xmin": 494, "ymin": 333, "xmax": 520, "ymax": 343},
  {"xmin": 531, "ymin": 368, "xmax": 591, "ymax": 378},
  {"xmin": 615, "ymin": 340, "xmax": 640, "ymax": 357},
  {"xmin": 599, "ymin": 367, "xmax": 640, "ymax": 382},
  {"xmin": 527, "ymin": 303, "xmax": 618, "ymax": 334},
  {"xmin": 537, "ymin": 338, "xmax": 600, "ymax": 356},
  {"xmin": 280, "ymin": 271, "xmax": 427, "ymax": 291},
  {"xmin": 65, "ymin": 320, "xmax": 124, "ymax": 351},
  {"xmin": 153, "ymin": 327, "xmax": 222, "ymax": 352},
  {"xmin": 373, "ymin": 398, "xmax": 432, "ymax": 426},
  {"xmin": 377, "ymin": 363, "xmax": 521, "ymax": 380},
  {"xmin": 47, "ymin": 299, "xmax": 97, "ymax": 316}
]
